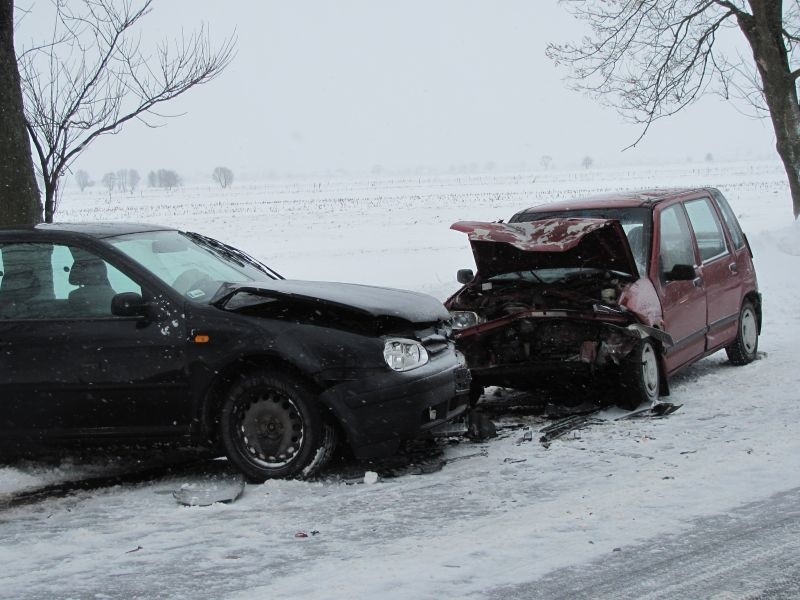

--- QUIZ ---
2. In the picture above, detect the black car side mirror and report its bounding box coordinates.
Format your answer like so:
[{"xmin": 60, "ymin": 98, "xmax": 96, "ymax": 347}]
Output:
[
  {"xmin": 457, "ymin": 269, "xmax": 475, "ymax": 284},
  {"xmin": 111, "ymin": 292, "xmax": 151, "ymax": 318},
  {"xmin": 664, "ymin": 264, "xmax": 696, "ymax": 282}
]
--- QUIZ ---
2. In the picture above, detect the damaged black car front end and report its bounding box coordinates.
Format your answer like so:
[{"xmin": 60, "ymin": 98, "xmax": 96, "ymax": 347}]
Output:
[{"xmin": 211, "ymin": 279, "xmax": 472, "ymax": 462}]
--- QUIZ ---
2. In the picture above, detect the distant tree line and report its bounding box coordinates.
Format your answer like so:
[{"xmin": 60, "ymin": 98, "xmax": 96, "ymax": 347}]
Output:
[
  {"xmin": 146, "ymin": 169, "xmax": 182, "ymax": 190},
  {"xmin": 76, "ymin": 166, "xmax": 237, "ymax": 193},
  {"xmin": 99, "ymin": 169, "xmax": 141, "ymax": 193}
]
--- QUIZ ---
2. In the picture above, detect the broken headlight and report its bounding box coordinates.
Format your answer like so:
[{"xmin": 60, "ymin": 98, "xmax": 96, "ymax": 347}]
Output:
[
  {"xmin": 383, "ymin": 338, "xmax": 429, "ymax": 372},
  {"xmin": 449, "ymin": 310, "xmax": 484, "ymax": 330}
]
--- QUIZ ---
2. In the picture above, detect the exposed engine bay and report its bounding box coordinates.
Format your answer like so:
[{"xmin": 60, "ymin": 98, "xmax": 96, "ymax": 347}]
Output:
[
  {"xmin": 451, "ymin": 269, "xmax": 630, "ymax": 321},
  {"xmin": 447, "ymin": 270, "xmax": 647, "ymax": 388}
]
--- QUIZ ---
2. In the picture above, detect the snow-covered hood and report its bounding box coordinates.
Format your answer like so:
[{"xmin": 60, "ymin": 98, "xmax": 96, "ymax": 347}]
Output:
[
  {"xmin": 451, "ymin": 218, "xmax": 639, "ymax": 278},
  {"xmin": 216, "ymin": 279, "xmax": 450, "ymax": 324}
]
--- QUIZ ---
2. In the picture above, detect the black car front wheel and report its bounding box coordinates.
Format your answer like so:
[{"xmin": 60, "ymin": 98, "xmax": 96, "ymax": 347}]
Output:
[
  {"xmin": 220, "ymin": 371, "xmax": 336, "ymax": 481},
  {"xmin": 618, "ymin": 338, "xmax": 660, "ymax": 410},
  {"xmin": 725, "ymin": 299, "xmax": 759, "ymax": 365}
]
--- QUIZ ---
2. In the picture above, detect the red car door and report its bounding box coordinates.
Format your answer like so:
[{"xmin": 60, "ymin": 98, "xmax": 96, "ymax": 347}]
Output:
[
  {"xmin": 683, "ymin": 196, "xmax": 742, "ymax": 352},
  {"xmin": 653, "ymin": 202, "xmax": 707, "ymax": 374}
]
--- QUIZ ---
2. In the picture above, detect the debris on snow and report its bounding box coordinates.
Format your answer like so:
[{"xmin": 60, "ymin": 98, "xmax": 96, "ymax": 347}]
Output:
[{"xmin": 614, "ymin": 402, "xmax": 682, "ymax": 420}]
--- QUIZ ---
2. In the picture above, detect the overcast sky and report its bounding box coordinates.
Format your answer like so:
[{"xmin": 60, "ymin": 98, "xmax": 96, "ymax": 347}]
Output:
[{"xmin": 17, "ymin": 1, "xmax": 777, "ymax": 182}]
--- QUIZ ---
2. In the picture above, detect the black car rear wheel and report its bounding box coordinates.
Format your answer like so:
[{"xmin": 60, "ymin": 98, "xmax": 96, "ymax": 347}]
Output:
[
  {"xmin": 725, "ymin": 299, "xmax": 759, "ymax": 365},
  {"xmin": 618, "ymin": 339, "xmax": 660, "ymax": 410},
  {"xmin": 220, "ymin": 371, "xmax": 336, "ymax": 481}
]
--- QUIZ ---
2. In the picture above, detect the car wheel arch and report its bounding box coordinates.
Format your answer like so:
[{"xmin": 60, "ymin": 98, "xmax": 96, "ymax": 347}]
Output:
[
  {"xmin": 744, "ymin": 291, "xmax": 762, "ymax": 334},
  {"xmin": 199, "ymin": 354, "xmax": 341, "ymax": 445}
]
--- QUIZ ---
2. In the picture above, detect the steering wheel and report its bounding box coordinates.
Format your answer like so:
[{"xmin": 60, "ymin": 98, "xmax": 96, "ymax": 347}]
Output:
[{"xmin": 172, "ymin": 268, "xmax": 210, "ymax": 296}]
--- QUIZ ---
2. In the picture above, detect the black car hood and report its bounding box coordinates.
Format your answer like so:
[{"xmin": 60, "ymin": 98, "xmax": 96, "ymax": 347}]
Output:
[
  {"xmin": 216, "ymin": 279, "xmax": 449, "ymax": 324},
  {"xmin": 451, "ymin": 218, "xmax": 639, "ymax": 278}
]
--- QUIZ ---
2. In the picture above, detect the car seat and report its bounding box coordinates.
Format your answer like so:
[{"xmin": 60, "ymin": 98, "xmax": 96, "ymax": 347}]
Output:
[
  {"xmin": 0, "ymin": 269, "xmax": 41, "ymax": 319},
  {"xmin": 68, "ymin": 258, "xmax": 117, "ymax": 315}
]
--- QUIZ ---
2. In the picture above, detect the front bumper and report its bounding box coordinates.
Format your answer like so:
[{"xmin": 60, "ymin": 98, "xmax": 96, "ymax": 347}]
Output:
[{"xmin": 318, "ymin": 347, "xmax": 471, "ymax": 460}]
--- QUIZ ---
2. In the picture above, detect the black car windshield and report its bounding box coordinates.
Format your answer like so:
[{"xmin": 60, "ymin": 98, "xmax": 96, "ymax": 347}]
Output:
[
  {"xmin": 511, "ymin": 207, "xmax": 651, "ymax": 275},
  {"xmin": 108, "ymin": 230, "xmax": 279, "ymax": 302}
]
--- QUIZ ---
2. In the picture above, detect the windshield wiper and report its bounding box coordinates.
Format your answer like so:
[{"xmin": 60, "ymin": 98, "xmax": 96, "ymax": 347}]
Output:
[{"xmin": 182, "ymin": 231, "xmax": 284, "ymax": 280}]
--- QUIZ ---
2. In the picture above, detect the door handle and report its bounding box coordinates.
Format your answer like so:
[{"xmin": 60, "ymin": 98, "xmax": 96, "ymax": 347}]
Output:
[
  {"xmin": 692, "ymin": 277, "xmax": 704, "ymax": 288},
  {"xmin": 728, "ymin": 263, "xmax": 739, "ymax": 275}
]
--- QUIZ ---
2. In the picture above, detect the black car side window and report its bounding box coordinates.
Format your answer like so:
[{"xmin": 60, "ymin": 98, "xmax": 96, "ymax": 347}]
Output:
[{"xmin": 0, "ymin": 243, "xmax": 141, "ymax": 320}]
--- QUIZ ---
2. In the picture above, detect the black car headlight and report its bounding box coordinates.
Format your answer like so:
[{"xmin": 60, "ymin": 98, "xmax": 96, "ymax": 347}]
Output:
[
  {"xmin": 383, "ymin": 338, "xmax": 429, "ymax": 372},
  {"xmin": 449, "ymin": 310, "xmax": 483, "ymax": 330}
]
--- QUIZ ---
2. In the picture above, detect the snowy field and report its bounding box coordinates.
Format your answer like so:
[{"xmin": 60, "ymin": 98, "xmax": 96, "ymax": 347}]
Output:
[{"xmin": 2, "ymin": 160, "xmax": 800, "ymax": 599}]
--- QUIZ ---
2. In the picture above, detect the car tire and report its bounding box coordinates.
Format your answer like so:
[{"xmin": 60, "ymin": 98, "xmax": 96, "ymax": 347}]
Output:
[
  {"xmin": 220, "ymin": 371, "xmax": 337, "ymax": 482},
  {"xmin": 725, "ymin": 299, "xmax": 759, "ymax": 366},
  {"xmin": 618, "ymin": 339, "xmax": 660, "ymax": 410}
]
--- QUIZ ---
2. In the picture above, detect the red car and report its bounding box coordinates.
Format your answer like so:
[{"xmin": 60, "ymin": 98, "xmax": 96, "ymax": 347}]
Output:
[{"xmin": 445, "ymin": 188, "xmax": 761, "ymax": 409}]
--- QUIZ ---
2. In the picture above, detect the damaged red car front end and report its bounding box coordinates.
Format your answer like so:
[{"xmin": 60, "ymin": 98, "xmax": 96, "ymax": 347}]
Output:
[{"xmin": 445, "ymin": 218, "xmax": 669, "ymax": 408}]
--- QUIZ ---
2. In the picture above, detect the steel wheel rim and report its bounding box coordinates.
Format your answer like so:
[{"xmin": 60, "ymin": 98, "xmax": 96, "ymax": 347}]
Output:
[
  {"xmin": 741, "ymin": 307, "xmax": 757, "ymax": 355},
  {"xmin": 234, "ymin": 389, "xmax": 304, "ymax": 468},
  {"xmin": 641, "ymin": 343, "xmax": 659, "ymax": 398}
]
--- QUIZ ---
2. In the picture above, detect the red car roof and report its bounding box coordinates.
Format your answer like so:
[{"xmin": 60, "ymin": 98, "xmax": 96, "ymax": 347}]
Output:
[{"xmin": 516, "ymin": 188, "xmax": 710, "ymax": 215}]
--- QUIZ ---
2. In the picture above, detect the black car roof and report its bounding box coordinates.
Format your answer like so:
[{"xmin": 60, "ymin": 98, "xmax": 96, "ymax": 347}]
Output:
[{"xmin": 0, "ymin": 222, "xmax": 174, "ymax": 239}]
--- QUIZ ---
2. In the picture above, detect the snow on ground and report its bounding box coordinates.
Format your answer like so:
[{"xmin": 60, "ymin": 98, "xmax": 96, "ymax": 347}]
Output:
[{"xmin": 1, "ymin": 160, "xmax": 799, "ymax": 599}]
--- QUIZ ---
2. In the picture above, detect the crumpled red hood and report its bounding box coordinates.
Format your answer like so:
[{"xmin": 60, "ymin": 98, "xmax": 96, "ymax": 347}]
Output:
[{"xmin": 451, "ymin": 218, "xmax": 639, "ymax": 278}]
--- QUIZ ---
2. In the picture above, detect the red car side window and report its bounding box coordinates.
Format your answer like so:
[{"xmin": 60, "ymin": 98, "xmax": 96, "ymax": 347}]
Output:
[
  {"xmin": 714, "ymin": 193, "xmax": 746, "ymax": 250},
  {"xmin": 684, "ymin": 198, "xmax": 729, "ymax": 263},
  {"xmin": 659, "ymin": 204, "xmax": 696, "ymax": 274}
]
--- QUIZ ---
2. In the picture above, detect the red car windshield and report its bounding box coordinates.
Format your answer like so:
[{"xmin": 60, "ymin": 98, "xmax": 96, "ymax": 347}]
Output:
[{"xmin": 511, "ymin": 207, "xmax": 651, "ymax": 275}]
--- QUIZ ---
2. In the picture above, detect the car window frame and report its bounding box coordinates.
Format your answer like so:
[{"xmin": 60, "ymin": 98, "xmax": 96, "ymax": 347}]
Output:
[
  {"xmin": 656, "ymin": 200, "xmax": 700, "ymax": 281},
  {"xmin": 710, "ymin": 190, "xmax": 747, "ymax": 251},
  {"xmin": 0, "ymin": 236, "xmax": 158, "ymax": 323},
  {"xmin": 682, "ymin": 195, "xmax": 731, "ymax": 266}
]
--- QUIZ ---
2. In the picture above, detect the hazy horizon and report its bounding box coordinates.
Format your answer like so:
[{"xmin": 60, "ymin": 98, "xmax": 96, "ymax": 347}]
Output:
[{"xmin": 16, "ymin": 1, "xmax": 778, "ymax": 183}]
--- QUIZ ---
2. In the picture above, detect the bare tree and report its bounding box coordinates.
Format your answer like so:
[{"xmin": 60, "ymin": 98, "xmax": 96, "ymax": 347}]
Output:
[
  {"xmin": 74, "ymin": 169, "xmax": 91, "ymax": 191},
  {"xmin": 17, "ymin": 0, "xmax": 235, "ymax": 222},
  {"xmin": 157, "ymin": 169, "xmax": 181, "ymax": 190},
  {"xmin": 128, "ymin": 169, "xmax": 140, "ymax": 193},
  {"xmin": 0, "ymin": 0, "xmax": 39, "ymax": 226},
  {"xmin": 115, "ymin": 169, "xmax": 128, "ymax": 193},
  {"xmin": 540, "ymin": 155, "xmax": 553, "ymax": 170},
  {"xmin": 212, "ymin": 166, "xmax": 234, "ymax": 188},
  {"xmin": 581, "ymin": 155, "xmax": 594, "ymax": 170},
  {"xmin": 548, "ymin": 1, "xmax": 800, "ymax": 219},
  {"xmin": 101, "ymin": 171, "xmax": 116, "ymax": 192}
]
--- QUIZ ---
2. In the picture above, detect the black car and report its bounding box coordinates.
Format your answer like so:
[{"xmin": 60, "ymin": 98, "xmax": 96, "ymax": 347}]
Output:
[{"xmin": 0, "ymin": 223, "xmax": 470, "ymax": 480}]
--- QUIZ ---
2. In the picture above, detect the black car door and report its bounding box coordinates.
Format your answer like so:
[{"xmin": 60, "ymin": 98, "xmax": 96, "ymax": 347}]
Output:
[{"xmin": 0, "ymin": 241, "xmax": 191, "ymax": 440}]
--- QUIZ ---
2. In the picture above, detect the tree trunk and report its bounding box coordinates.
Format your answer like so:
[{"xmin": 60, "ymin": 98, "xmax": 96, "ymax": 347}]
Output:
[
  {"xmin": 0, "ymin": 0, "xmax": 41, "ymax": 226},
  {"xmin": 44, "ymin": 176, "xmax": 57, "ymax": 223},
  {"xmin": 740, "ymin": 0, "xmax": 800, "ymax": 219}
]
